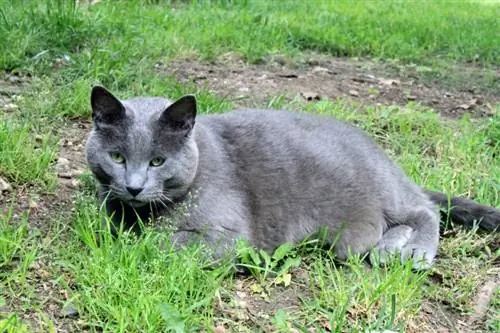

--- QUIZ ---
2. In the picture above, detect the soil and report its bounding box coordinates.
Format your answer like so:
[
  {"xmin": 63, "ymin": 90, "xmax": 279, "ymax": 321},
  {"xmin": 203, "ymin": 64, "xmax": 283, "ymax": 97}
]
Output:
[
  {"xmin": 164, "ymin": 54, "xmax": 499, "ymax": 118},
  {"xmin": 0, "ymin": 55, "xmax": 498, "ymax": 332}
]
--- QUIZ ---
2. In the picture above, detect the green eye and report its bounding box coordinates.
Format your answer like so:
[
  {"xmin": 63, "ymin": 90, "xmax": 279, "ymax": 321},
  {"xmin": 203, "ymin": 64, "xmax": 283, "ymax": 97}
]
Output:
[
  {"xmin": 109, "ymin": 152, "xmax": 125, "ymax": 164},
  {"xmin": 150, "ymin": 157, "xmax": 165, "ymax": 167}
]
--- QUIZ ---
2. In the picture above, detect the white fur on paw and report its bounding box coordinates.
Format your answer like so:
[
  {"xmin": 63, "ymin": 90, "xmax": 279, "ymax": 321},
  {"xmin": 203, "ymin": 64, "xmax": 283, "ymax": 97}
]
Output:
[
  {"xmin": 371, "ymin": 225, "xmax": 413, "ymax": 265},
  {"xmin": 406, "ymin": 247, "xmax": 434, "ymax": 270},
  {"xmin": 375, "ymin": 225, "xmax": 413, "ymax": 249}
]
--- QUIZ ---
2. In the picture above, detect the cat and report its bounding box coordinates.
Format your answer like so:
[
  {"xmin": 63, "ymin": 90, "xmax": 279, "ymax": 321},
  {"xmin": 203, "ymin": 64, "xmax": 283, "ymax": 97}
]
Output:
[{"xmin": 85, "ymin": 86, "xmax": 499, "ymax": 269}]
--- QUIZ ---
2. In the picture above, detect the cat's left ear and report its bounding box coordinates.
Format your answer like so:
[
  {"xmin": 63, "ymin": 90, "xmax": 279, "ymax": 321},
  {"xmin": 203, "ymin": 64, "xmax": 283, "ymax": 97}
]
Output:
[
  {"xmin": 160, "ymin": 95, "xmax": 197, "ymax": 135},
  {"xmin": 90, "ymin": 85, "xmax": 125, "ymax": 125}
]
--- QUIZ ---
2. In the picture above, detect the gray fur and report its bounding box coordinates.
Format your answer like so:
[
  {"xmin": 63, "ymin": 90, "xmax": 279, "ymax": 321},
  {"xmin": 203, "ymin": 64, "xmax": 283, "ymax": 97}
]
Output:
[{"xmin": 85, "ymin": 87, "xmax": 500, "ymax": 269}]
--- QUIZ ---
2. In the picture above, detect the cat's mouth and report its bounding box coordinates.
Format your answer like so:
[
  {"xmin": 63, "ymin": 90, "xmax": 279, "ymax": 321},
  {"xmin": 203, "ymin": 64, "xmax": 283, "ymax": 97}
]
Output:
[{"xmin": 127, "ymin": 199, "xmax": 148, "ymax": 208}]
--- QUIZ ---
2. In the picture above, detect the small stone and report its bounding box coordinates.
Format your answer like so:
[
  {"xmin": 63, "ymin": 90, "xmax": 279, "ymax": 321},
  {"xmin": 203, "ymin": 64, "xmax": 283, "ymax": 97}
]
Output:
[
  {"xmin": 57, "ymin": 172, "xmax": 73, "ymax": 179},
  {"xmin": 379, "ymin": 78, "xmax": 400, "ymax": 86},
  {"xmin": 407, "ymin": 95, "xmax": 417, "ymax": 101},
  {"xmin": 312, "ymin": 66, "xmax": 330, "ymax": 73},
  {"xmin": 3, "ymin": 103, "xmax": 18, "ymax": 111},
  {"xmin": 348, "ymin": 89, "xmax": 359, "ymax": 97},
  {"xmin": 457, "ymin": 98, "xmax": 478, "ymax": 110},
  {"xmin": 0, "ymin": 177, "xmax": 12, "ymax": 192},
  {"xmin": 8, "ymin": 76, "xmax": 21, "ymax": 83},
  {"xmin": 57, "ymin": 157, "xmax": 70, "ymax": 166},
  {"xmin": 214, "ymin": 324, "xmax": 225, "ymax": 333},
  {"xmin": 60, "ymin": 303, "xmax": 79, "ymax": 318},
  {"xmin": 301, "ymin": 91, "xmax": 321, "ymax": 101}
]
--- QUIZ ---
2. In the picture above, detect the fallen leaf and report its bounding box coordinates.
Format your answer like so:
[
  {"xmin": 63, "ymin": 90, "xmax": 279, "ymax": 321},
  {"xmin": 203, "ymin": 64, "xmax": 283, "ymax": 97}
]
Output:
[
  {"xmin": 282, "ymin": 273, "xmax": 292, "ymax": 287},
  {"xmin": 250, "ymin": 283, "xmax": 263, "ymax": 294}
]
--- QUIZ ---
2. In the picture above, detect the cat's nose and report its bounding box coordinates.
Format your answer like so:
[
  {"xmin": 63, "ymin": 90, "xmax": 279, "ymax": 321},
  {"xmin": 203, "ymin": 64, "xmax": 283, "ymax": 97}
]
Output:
[{"xmin": 126, "ymin": 187, "xmax": 143, "ymax": 197}]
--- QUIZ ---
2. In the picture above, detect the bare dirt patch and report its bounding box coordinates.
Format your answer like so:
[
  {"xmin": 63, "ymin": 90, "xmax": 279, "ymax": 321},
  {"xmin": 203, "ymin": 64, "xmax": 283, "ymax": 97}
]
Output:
[{"xmin": 165, "ymin": 55, "xmax": 499, "ymax": 118}]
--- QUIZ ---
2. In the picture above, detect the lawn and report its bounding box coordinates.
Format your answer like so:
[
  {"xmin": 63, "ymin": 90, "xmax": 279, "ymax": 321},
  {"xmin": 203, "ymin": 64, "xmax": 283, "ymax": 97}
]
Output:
[{"xmin": 0, "ymin": 0, "xmax": 498, "ymax": 332}]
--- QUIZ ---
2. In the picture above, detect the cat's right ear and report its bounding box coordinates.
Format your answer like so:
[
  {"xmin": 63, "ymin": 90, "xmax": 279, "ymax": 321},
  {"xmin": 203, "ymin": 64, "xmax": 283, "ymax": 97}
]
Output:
[
  {"xmin": 90, "ymin": 86, "xmax": 125, "ymax": 124},
  {"xmin": 160, "ymin": 95, "xmax": 197, "ymax": 135}
]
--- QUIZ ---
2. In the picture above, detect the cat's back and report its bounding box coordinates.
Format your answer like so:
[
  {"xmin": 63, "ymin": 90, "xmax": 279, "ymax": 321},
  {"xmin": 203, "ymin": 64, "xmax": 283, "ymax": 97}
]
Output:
[
  {"xmin": 198, "ymin": 108, "xmax": 383, "ymax": 158},
  {"xmin": 195, "ymin": 108, "xmax": 404, "ymax": 198}
]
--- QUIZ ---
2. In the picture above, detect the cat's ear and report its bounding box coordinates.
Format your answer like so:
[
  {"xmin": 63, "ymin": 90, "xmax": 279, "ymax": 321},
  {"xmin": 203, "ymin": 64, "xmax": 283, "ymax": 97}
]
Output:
[
  {"xmin": 90, "ymin": 86, "xmax": 125, "ymax": 124},
  {"xmin": 159, "ymin": 95, "xmax": 197, "ymax": 134}
]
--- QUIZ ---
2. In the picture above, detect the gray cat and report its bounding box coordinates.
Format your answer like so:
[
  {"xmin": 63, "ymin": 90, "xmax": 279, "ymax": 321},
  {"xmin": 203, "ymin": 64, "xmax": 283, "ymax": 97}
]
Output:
[{"xmin": 85, "ymin": 86, "xmax": 499, "ymax": 269}]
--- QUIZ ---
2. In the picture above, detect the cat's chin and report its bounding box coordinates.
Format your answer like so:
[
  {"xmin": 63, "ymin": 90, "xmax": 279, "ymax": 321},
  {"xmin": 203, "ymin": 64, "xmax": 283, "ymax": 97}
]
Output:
[{"xmin": 126, "ymin": 199, "xmax": 148, "ymax": 208}]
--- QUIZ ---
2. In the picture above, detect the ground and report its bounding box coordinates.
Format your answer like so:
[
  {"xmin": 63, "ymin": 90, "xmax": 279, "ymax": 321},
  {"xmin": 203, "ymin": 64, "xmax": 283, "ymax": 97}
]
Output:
[
  {"xmin": 0, "ymin": 1, "xmax": 499, "ymax": 332},
  {"xmin": 168, "ymin": 55, "xmax": 498, "ymax": 118},
  {"xmin": 1, "ymin": 55, "xmax": 498, "ymax": 332}
]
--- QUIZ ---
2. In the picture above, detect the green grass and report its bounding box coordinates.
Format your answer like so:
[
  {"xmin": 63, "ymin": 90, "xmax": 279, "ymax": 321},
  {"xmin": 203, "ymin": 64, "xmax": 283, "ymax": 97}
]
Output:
[
  {"xmin": 0, "ymin": 117, "xmax": 57, "ymax": 187},
  {"xmin": 0, "ymin": 207, "xmax": 35, "ymax": 279},
  {"xmin": 1, "ymin": 102, "xmax": 498, "ymax": 332},
  {"xmin": 59, "ymin": 195, "xmax": 230, "ymax": 332},
  {"xmin": 1, "ymin": 1, "xmax": 498, "ymax": 86},
  {"xmin": 0, "ymin": 207, "xmax": 38, "ymax": 331},
  {"xmin": 0, "ymin": 0, "xmax": 499, "ymax": 332}
]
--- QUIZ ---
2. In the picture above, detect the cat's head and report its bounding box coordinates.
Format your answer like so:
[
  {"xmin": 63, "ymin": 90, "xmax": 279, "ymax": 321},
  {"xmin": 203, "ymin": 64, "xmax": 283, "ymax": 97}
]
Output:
[{"xmin": 85, "ymin": 86, "xmax": 199, "ymax": 208}]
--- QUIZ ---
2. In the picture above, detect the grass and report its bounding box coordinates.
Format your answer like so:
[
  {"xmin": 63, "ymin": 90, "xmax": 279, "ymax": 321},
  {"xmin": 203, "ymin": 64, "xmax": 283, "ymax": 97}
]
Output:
[
  {"xmin": 0, "ymin": 117, "xmax": 57, "ymax": 187},
  {"xmin": 0, "ymin": 0, "xmax": 498, "ymax": 94},
  {"xmin": 0, "ymin": 0, "xmax": 499, "ymax": 332},
  {"xmin": 62, "ymin": 195, "xmax": 229, "ymax": 332}
]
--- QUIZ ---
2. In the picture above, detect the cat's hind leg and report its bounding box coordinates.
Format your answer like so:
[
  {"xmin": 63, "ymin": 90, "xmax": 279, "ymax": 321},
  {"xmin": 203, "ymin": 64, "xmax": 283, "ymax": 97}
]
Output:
[
  {"xmin": 375, "ymin": 207, "xmax": 440, "ymax": 269},
  {"xmin": 331, "ymin": 212, "xmax": 385, "ymax": 261}
]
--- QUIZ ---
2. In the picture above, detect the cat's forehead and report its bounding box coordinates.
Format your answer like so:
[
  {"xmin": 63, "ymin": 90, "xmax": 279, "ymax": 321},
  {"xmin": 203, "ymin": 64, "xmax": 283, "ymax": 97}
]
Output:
[
  {"xmin": 122, "ymin": 97, "xmax": 172, "ymax": 124},
  {"xmin": 113, "ymin": 97, "xmax": 184, "ymax": 154}
]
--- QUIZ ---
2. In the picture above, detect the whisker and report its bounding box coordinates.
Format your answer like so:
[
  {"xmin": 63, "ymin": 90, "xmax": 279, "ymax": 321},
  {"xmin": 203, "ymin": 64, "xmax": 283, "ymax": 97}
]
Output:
[
  {"xmin": 155, "ymin": 199, "xmax": 169, "ymax": 209},
  {"xmin": 160, "ymin": 193, "xmax": 174, "ymax": 204}
]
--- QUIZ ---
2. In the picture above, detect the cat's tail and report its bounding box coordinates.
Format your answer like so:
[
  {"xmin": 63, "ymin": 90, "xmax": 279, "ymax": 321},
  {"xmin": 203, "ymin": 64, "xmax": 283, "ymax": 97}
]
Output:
[{"xmin": 425, "ymin": 190, "xmax": 500, "ymax": 232}]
